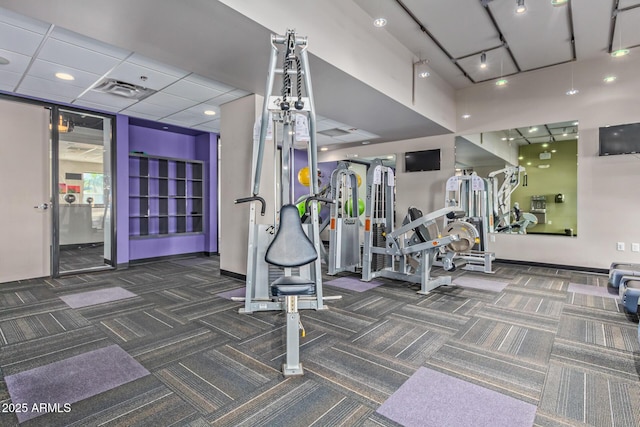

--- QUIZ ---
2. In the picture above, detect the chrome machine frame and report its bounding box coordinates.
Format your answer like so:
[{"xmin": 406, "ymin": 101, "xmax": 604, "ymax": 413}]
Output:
[
  {"xmin": 235, "ymin": 29, "xmax": 327, "ymax": 314},
  {"xmin": 327, "ymin": 162, "xmax": 360, "ymax": 275}
]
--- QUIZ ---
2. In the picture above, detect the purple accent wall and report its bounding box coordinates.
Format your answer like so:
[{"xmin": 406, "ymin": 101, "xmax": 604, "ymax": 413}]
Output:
[
  {"xmin": 116, "ymin": 117, "xmax": 218, "ymax": 263},
  {"xmin": 116, "ymin": 115, "xmax": 130, "ymax": 265},
  {"xmin": 195, "ymin": 133, "xmax": 218, "ymax": 254}
]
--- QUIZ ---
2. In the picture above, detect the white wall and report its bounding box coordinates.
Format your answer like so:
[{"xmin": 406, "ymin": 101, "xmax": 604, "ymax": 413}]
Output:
[
  {"xmin": 219, "ymin": 0, "xmax": 456, "ymax": 131},
  {"xmin": 320, "ymin": 134, "xmax": 456, "ymax": 226},
  {"xmin": 220, "ymin": 94, "xmax": 279, "ymax": 276},
  {"xmin": 456, "ymin": 54, "xmax": 640, "ymax": 269}
]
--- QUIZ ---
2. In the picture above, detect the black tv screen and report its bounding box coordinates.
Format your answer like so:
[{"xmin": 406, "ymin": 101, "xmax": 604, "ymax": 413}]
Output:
[
  {"xmin": 405, "ymin": 149, "xmax": 440, "ymax": 172},
  {"xmin": 599, "ymin": 123, "xmax": 640, "ymax": 156}
]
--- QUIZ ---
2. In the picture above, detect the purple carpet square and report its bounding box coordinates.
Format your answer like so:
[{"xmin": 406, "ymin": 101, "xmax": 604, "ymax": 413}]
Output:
[
  {"xmin": 5, "ymin": 344, "xmax": 149, "ymax": 422},
  {"xmin": 377, "ymin": 367, "xmax": 536, "ymax": 427},
  {"xmin": 217, "ymin": 287, "xmax": 246, "ymax": 300},
  {"xmin": 452, "ymin": 276, "xmax": 508, "ymax": 292},
  {"xmin": 60, "ymin": 287, "xmax": 137, "ymax": 308},
  {"xmin": 324, "ymin": 277, "xmax": 383, "ymax": 292},
  {"xmin": 568, "ymin": 283, "xmax": 619, "ymax": 299}
]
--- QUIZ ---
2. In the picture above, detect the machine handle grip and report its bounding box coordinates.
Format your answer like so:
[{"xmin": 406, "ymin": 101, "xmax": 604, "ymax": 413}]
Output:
[
  {"xmin": 235, "ymin": 196, "xmax": 266, "ymax": 216},
  {"xmin": 304, "ymin": 196, "xmax": 334, "ymax": 212}
]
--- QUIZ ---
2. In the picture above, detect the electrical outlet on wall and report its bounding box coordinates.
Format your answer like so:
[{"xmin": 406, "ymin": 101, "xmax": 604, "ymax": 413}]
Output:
[
  {"xmin": 617, "ymin": 242, "xmax": 625, "ymax": 251},
  {"xmin": 632, "ymin": 243, "xmax": 640, "ymax": 252}
]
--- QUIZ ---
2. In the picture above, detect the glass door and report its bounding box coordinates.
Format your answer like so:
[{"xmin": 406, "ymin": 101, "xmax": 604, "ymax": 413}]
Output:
[{"xmin": 53, "ymin": 107, "xmax": 115, "ymax": 275}]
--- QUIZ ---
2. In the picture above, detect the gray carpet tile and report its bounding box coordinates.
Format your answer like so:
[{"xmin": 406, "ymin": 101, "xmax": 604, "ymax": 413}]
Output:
[
  {"xmin": 539, "ymin": 361, "xmax": 640, "ymax": 427},
  {"xmin": 427, "ymin": 341, "xmax": 548, "ymax": 404},
  {"xmin": 1, "ymin": 257, "xmax": 638, "ymax": 426}
]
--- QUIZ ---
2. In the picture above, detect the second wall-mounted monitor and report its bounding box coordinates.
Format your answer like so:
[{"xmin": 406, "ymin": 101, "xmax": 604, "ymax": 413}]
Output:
[
  {"xmin": 599, "ymin": 122, "xmax": 640, "ymax": 156},
  {"xmin": 404, "ymin": 149, "xmax": 440, "ymax": 172}
]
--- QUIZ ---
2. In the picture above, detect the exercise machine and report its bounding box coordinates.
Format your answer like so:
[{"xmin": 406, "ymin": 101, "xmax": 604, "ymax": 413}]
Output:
[
  {"xmin": 235, "ymin": 29, "xmax": 334, "ymax": 375},
  {"xmin": 444, "ymin": 174, "xmax": 495, "ymax": 273},
  {"xmin": 361, "ymin": 159, "xmax": 466, "ymax": 294},
  {"xmin": 327, "ymin": 162, "xmax": 360, "ymax": 275},
  {"xmin": 487, "ymin": 165, "xmax": 527, "ymax": 232}
]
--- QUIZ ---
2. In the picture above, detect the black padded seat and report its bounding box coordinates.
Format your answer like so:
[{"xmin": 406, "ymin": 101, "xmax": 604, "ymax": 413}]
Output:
[
  {"xmin": 265, "ymin": 204, "xmax": 318, "ymax": 297},
  {"xmin": 408, "ymin": 207, "xmax": 431, "ymax": 243},
  {"xmin": 265, "ymin": 204, "xmax": 318, "ymax": 267},
  {"xmin": 271, "ymin": 276, "xmax": 316, "ymax": 296}
]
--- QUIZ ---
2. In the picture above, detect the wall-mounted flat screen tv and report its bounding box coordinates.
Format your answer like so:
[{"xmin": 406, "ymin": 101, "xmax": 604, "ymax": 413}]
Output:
[
  {"xmin": 404, "ymin": 149, "xmax": 440, "ymax": 172},
  {"xmin": 599, "ymin": 122, "xmax": 640, "ymax": 156}
]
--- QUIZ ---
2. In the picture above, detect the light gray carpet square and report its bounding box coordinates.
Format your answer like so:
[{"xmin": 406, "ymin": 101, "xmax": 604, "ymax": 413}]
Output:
[{"xmin": 60, "ymin": 287, "xmax": 137, "ymax": 308}]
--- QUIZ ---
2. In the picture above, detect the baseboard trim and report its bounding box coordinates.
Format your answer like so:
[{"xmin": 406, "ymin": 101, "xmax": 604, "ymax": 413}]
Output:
[
  {"xmin": 220, "ymin": 269, "xmax": 246, "ymax": 281},
  {"xmin": 495, "ymin": 259, "xmax": 608, "ymax": 275},
  {"xmin": 129, "ymin": 252, "xmax": 209, "ymax": 266}
]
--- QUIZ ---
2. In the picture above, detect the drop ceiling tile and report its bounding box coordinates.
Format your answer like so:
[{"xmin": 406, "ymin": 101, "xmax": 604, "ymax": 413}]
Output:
[
  {"xmin": 210, "ymin": 88, "xmax": 251, "ymax": 105},
  {"xmin": 121, "ymin": 111, "xmax": 161, "ymax": 121},
  {"xmin": 0, "ymin": 48, "xmax": 31, "ymax": 74},
  {"xmin": 49, "ymin": 26, "xmax": 130, "ymax": 59},
  {"xmin": 0, "ymin": 68, "xmax": 22, "ymax": 88},
  {"xmin": 0, "ymin": 7, "xmax": 49, "ymax": 33},
  {"xmin": 193, "ymin": 119, "xmax": 220, "ymax": 132},
  {"xmin": 163, "ymin": 78, "xmax": 226, "ymax": 102},
  {"xmin": 316, "ymin": 134, "xmax": 335, "ymax": 146},
  {"xmin": 17, "ymin": 86, "xmax": 76, "ymax": 104},
  {"xmin": 316, "ymin": 118, "xmax": 346, "ymax": 131},
  {"xmin": 618, "ymin": 0, "xmax": 640, "ymax": 8},
  {"xmin": 70, "ymin": 99, "xmax": 115, "ymax": 114},
  {"xmin": 0, "ymin": 21, "xmax": 46, "ymax": 56},
  {"xmin": 186, "ymin": 74, "xmax": 235, "ymax": 92},
  {"xmin": 163, "ymin": 109, "xmax": 211, "ymax": 126},
  {"xmin": 107, "ymin": 61, "xmax": 184, "ymax": 91},
  {"xmin": 354, "ymin": 129, "xmax": 380, "ymax": 139},
  {"xmin": 18, "ymin": 75, "xmax": 85, "ymax": 99},
  {"xmin": 143, "ymin": 91, "xmax": 195, "ymax": 110},
  {"xmin": 332, "ymin": 133, "xmax": 369, "ymax": 143},
  {"xmin": 0, "ymin": 83, "xmax": 14, "ymax": 93},
  {"xmin": 122, "ymin": 101, "xmax": 184, "ymax": 118},
  {"xmin": 127, "ymin": 53, "xmax": 190, "ymax": 78},
  {"xmin": 161, "ymin": 117, "xmax": 198, "ymax": 127},
  {"xmin": 78, "ymin": 90, "xmax": 138, "ymax": 109},
  {"xmin": 28, "ymin": 59, "xmax": 101, "ymax": 88},
  {"xmin": 38, "ymin": 38, "xmax": 123, "ymax": 76},
  {"xmin": 184, "ymin": 103, "xmax": 220, "ymax": 117}
]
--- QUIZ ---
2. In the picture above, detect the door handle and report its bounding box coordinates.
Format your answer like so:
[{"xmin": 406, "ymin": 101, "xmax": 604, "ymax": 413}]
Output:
[{"xmin": 34, "ymin": 203, "xmax": 49, "ymax": 210}]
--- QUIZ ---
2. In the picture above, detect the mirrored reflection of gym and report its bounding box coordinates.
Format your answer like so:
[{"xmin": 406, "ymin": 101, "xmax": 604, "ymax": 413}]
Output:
[{"xmin": 456, "ymin": 120, "xmax": 578, "ymax": 237}]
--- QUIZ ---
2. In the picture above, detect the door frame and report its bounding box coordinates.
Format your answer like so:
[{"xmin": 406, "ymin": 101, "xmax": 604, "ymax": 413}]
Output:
[
  {"xmin": 0, "ymin": 94, "xmax": 117, "ymax": 278},
  {"xmin": 51, "ymin": 105, "xmax": 118, "ymax": 277}
]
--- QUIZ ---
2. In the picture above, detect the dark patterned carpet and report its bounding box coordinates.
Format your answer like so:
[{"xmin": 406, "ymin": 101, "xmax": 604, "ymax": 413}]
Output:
[{"xmin": 0, "ymin": 257, "xmax": 639, "ymax": 426}]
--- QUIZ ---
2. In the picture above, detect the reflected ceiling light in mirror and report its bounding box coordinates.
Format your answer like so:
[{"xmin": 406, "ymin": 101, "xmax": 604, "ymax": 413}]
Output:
[
  {"xmin": 495, "ymin": 78, "xmax": 508, "ymax": 86},
  {"xmin": 373, "ymin": 18, "xmax": 387, "ymax": 27},
  {"xmin": 526, "ymin": 161, "xmax": 532, "ymax": 166},
  {"xmin": 204, "ymin": 110, "xmax": 216, "ymax": 116},
  {"xmin": 518, "ymin": 155, "xmax": 524, "ymax": 160},
  {"xmin": 542, "ymin": 143, "xmax": 549, "ymax": 148},
  {"xmin": 480, "ymin": 52, "xmax": 487, "ymax": 69},
  {"xmin": 603, "ymin": 75, "xmax": 617, "ymax": 83},
  {"xmin": 611, "ymin": 48, "xmax": 629, "ymax": 58},
  {"xmin": 551, "ymin": 149, "xmax": 557, "ymax": 153},
  {"xmin": 515, "ymin": 0, "xmax": 527, "ymax": 14},
  {"xmin": 55, "ymin": 72, "xmax": 75, "ymax": 81}
]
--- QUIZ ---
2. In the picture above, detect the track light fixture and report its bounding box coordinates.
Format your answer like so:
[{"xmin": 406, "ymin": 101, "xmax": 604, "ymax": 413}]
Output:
[
  {"xmin": 516, "ymin": 0, "xmax": 527, "ymax": 14},
  {"xmin": 480, "ymin": 52, "xmax": 487, "ymax": 69}
]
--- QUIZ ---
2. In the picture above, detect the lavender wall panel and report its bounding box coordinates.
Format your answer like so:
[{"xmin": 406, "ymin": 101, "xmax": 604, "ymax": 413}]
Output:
[
  {"xmin": 116, "ymin": 114, "xmax": 130, "ymax": 265},
  {"xmin": 129, "ymin": 234, "xmax": 205, "ymax": 261},
  {"xmin": 129, "ymin": 125, "xmax": 197, "ymax": 159}
]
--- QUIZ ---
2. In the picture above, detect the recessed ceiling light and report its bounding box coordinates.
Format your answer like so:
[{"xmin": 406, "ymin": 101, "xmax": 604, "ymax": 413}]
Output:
[
  {"xmin": 611, "ymin": 49, "xmax": 630, "ymax": 58},
  {"xmin": 480, "ymin": 52, "xmax": 487, "ymax": 69},
  {"xmin": 495, "ymin": 78, "xmax": 508, "ymax": 86},
  {"xmin": 566, "ymin": 88, "xmax": 579, "ymax": 96},
  {"xmin": 386, "ymin": 155, "xmax": 394, "ymax": 159},
  {"xmin": 204, "ymin": 110, "xmax": 216, "ymax": 116},
  {"xmin": 361, "ymin": 141, "xmax": 370, "ymax": 145},
  {"xmin": 551, "ymin": 0, "xmax": 568, "ymax": 6},
  {"xmin": 515, "ymin": 0, "xmax": 527, "ymax": 14},
  {"xmin": 518, "ymin": 156, "xmax": 524, "ymax": 160},
  {"xmin": 542, "ymin": 143, "xmax": 549, "ymax": 148},
  {"xmin": 603, "ymin": 75, "xmax": 617, "ymax": 83},
  {"xmin": 461, "ymin": 114, "xmax": 471, "ymax": 119},
  {"xmin": 551, "ymin": 149, "xmax": 557, "ymax": 153},
  {"xmin": 526, "ymin": 162, "xmax": 532, "ymax": 166},
  {"xmin": 501, "ymin": 137, "xmax": 507, "ymax": 141},
  {"xmin": 373, "ymin": 18, "xmax": 387, "ymax": 27},
  {"xmin": 55, "ymin": 72, "xmax": 75, "ymax": 81},
  {"xmin": 508, "ymin": 137, "xmax": 515, "ymax": 141},
  {"xmin": 353, "ymin": 154, "xmax": 358, "ymax": 157},
  {"xmin": 320, "ymin": 147, "xmax": 328, "ymax": 152},
  {"xmin": 0, "ymin": 56, "xmax": 10, "ymax": 65},
  {"xmin": 418, "ymin": 71, "xmax": 430, "ymax": 78},
  {"xmin": 529, "ymin": 126, "xmax": 538, "ymax": 133}
]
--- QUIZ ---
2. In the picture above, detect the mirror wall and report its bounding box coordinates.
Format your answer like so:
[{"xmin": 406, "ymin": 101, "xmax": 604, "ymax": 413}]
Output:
[{"xmin": 456, "ymin": 120, "xmax": 578, "ymax": 236}]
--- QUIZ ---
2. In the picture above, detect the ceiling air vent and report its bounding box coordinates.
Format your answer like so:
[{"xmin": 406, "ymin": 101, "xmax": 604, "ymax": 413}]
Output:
[
  {"xmin": 92, "ymin": 78, "xmax": 156, "ymax": 100},
  {"xmin": 318, "ymin": 128, "xmax": 351, "ymax": 137}
]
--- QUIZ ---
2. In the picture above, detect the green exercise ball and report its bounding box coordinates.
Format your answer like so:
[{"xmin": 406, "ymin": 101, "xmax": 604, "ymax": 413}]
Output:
[
  {"xmin": 346, "ymin": 198, "xmax": 365, "ymax": 216},
  {"xmin": 296, "ymin": 201, "xmax": 306, "ymax": 217}
]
